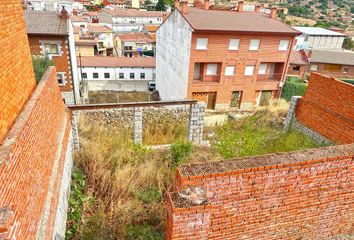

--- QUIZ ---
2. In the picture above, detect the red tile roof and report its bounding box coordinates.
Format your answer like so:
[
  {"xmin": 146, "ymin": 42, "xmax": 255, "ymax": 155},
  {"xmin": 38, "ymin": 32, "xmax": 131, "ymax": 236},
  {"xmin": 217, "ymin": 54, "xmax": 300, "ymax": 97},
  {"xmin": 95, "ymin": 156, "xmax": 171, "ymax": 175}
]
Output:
[
  {"xmin": 180, "ymin": 7, "xmax": 300, "ymax": 35},
  {"xmin": 102, "ymin": 9, "xmax": 168, "ymax": 17},
  {"xmin": 75, "ymin": 40, "xmax": 97, "ymax": 46},
  {"xmin": 143, "ymin": 25, "xmax": 159, "ymax": 33},
  {"xmin": 117, "ymin": 33, "xmax": 155, "ymax": 43},
  {"xmin": 88, "ymin": 24, "xmax": 112, "ymax": 33},
  {"xmin": 289, "ymin": 50, "xmax": 308, "ymax": 65},
  {"xmin": 71, "ymin": 15, "xmax": 89, "ymax": 22},
  {"xmin": 78, "ymin": 56, "xmax": 156, "ymax": 67}
]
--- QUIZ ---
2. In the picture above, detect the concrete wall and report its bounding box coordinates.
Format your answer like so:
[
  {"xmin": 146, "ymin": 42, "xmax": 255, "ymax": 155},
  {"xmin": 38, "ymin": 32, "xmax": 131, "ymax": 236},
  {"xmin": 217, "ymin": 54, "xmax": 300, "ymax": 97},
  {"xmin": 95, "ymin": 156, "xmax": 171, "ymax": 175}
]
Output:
[
  {"xmin": 156, "ymin": 10, "xmax": 193, "ymax": 100},
  {"xmin": 68, "ymin": 18, "xmax": 80, "ymax": 104}
]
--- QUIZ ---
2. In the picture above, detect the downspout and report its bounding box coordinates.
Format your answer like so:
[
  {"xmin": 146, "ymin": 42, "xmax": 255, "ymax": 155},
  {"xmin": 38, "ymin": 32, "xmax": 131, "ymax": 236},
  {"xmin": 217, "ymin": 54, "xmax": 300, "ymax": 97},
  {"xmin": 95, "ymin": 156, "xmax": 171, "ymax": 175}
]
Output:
[{"xmin": 278, "ymin": 37, "xmax": 294, "ymax": 99}]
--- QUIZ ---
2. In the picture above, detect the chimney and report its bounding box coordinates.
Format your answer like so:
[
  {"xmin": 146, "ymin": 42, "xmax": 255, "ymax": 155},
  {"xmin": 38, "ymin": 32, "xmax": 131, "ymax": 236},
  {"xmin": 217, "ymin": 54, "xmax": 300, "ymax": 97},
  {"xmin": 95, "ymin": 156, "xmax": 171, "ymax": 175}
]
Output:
[
  {"xmin": 255, "ymin": 5, "xmax": 260, "ymax": 13},
  {"xmin": 270, "ymin": 6, "xmax": 277, "ymax": 18},
  {"xmin": 60, "ymin": 6, "xmax": 69, "ymax": 19},
  {"xmin": 174, "ymin": 0, "xmax": 179, "ymax": 9},
  {"xmin": 204, "ymin": 0, "xmax": 209, "ymax": 10},
  {"xmin": 237, "ymin": 1, "xmax": 243, "ymax": 12},
  {"xmin": 182, "ymin": 2, "xmax": 188, "ymax": 14}
]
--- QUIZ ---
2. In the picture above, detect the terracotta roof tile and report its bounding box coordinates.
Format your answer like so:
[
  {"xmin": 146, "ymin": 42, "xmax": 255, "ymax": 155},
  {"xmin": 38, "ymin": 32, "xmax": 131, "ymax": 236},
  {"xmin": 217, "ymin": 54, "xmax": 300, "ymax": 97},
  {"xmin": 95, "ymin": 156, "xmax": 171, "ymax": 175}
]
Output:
[
  {"xmin": 289, "ymin": 50, "xmax": 308, "ymax": 65},
  {"xmin": 181, "ymin": 7, "xmax": 300, "ymax": 34},
  {"xmin": 25, "ymin": 11, "xmax": 68, "ymax": 35},
  {"xmin": 117, "ymin": 33, "xmax": 155, "ymax": 43},
  {"xmin": 78, "ymin": 56, "xmax": 156, "ymax": 67},
  {"xmin": 88, "ymin": 24, "xmax": 112, "ymax": 33}
]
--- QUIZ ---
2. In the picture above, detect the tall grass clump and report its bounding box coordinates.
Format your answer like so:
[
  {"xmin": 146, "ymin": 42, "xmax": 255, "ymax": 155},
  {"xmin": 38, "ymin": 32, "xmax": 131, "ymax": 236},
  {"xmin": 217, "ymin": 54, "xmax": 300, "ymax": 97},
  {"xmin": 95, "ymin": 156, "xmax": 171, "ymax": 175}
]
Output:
[{"xmin": 281, "ymin": 76, "xmax": 308, "ymax": 101}]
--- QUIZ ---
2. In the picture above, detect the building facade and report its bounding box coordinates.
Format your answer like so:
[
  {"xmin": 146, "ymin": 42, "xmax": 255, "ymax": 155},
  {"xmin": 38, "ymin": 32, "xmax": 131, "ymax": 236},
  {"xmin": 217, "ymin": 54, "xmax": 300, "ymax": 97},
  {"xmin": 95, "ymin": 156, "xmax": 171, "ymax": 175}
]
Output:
[
  {"xmin": 288, "ymin": 50, "xmax": 308, "ymax": 79},
  {"xmin": 157, "ymin": 4, "xmax": 299, "ymax": 110},
  {"xmin": 98, "ymin": 9, "xmax": 168, "ymax": 33},
  {"xmin": 293, "ymin": 27, "xmax": 345, "ymax": 50},
  {"xmin": 115, "ymin": 32, "xmax": 155, "ymax": 57},
  {"xmin": 78, "ymin": 56, "xmax": 156, "ymax": 92},
  {"xmin": 307, "ymin": 50, "xmax": 354, "ymax": 78},
  {"xmin": 26, "ymin": 0, "xmax": 74, "ymax": 12},
  {"xmin": 25, "ymin": 10, "xmax": 80, "ymax": 104}
]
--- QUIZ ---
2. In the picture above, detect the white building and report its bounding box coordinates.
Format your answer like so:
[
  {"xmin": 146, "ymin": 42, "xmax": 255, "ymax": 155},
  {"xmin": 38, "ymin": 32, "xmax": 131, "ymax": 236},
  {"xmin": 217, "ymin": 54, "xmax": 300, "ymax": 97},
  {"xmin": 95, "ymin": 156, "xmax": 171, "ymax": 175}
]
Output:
[
  {"xmin": 78, "ymin": 56, "xmax": 156, "ymax": 92},
  {"xmin": 293, "ymin": 27, "xmax": 345, "ymax": 50},
  {"xmin": 98, "ymin": 9, "xmax": 168, "ymax": 33},
  {"xmin": 26, "ymin": 0, "xmax": 74, "ymax": 13}
]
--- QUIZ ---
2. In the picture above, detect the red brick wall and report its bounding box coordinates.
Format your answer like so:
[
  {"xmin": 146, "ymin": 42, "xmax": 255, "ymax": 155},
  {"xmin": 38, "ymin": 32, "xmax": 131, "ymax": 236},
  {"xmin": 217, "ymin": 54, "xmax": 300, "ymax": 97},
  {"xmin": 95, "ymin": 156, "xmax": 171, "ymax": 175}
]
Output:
[
  {"xmin": 0, "ymin": 0, "xmax": 36, "ymax": 142},
  {"xmin": 188, "ymin": 33, "xmax": 295, "ymax": 106},
  {"xmin": 167, "ymin": 144, "xmax": 354, "ymax": 240},
  {"xmin": 287, "ymin": 64, "xmax": 307, "ymax": 79},
  {"xmin": 27, "ymin": 35, "xmax": 73, "ymax": 93},
  {"xmin": 296, "ymin": 73, "xmax": 354, "ymax": 144},
  {"xmin": 0, "ymin": 67, "xmax": 71, "ymax": 239}
]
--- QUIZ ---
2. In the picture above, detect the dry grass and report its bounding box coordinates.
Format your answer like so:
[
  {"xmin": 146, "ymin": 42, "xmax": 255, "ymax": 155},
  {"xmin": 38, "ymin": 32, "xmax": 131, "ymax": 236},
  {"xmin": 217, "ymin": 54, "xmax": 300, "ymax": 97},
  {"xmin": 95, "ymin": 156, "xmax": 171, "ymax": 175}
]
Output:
[{"xmin": 88, "ymin": 91, "xmax": 152, "ymax": 104}]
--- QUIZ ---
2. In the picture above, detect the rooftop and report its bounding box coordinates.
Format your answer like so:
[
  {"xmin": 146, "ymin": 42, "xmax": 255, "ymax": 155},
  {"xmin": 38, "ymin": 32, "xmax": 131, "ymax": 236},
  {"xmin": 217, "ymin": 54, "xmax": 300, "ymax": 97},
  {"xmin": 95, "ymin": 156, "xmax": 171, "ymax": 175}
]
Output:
[
  {"xmin": 25, "ymin": 11, "xmax": 68, "ymax": 35},
  {"xmin": 78, "ymin": 56, "xmax": 156, "ymax": 68},
  {"xmin": 75, "ymin": 40, "xmax": 97, "ymax": 46},
  {"xmin": 100, "ymin": 9, "xmax": 168, "ymax": 17},
  {"xmin": 88, "ymin": 24, "xmax": 112, "ymax": 33},
  {"xmin": 117, "ymin": 33, "xmax": 155, "ymax": 43},
  {"xmin": 71, "ymin": 15, "xmax": 89, "ymax": 22},
  {"xmin": 289, "ymin": 50, "xmax": 308, "ymax": 65},
  {"xmin": 180, "ymin": 7, "xmax": 299, "ymax": 34},
  {"xmin": 310, "ymin": 50, "xmax": 354, "ymax": 65},
  {"xmin": 293, "ymin": 27, "xmax": 345, "ymax": 36}
]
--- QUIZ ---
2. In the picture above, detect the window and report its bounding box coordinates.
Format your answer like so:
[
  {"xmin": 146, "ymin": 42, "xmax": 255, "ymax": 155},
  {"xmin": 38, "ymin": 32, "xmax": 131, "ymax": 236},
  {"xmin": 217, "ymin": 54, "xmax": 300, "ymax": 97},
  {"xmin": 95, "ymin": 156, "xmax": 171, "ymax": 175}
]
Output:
[
  {"xmin": 278, "ymin": 40, "xmax": 289, "ymax": 51},
  {"xmin": 44, "ymin": 43, "xmax": 59, "ymax": 54},
  {"xmin": 196, "ymin": 38, "xmax": 208, "ymax": 50},
  {"xmin": 206, "ymin": 64, "xmax": 217, "ymax": 75},
  {"xmin": 140, "ymin": 73, "xmax": 145, "ymax": 79},
  {"xmin": 244, "ymin": 66, "xmax": 255, "ymax": 76},
  {"xmin": 230, "ymin": 91, "xmax": 242, "ymax": 108},
  {"xmin": 258, "ymin": 64, "xmax": 267, "ymax": 74},
  {"xmin": 104, "ymin": 73, "xmax": 110, "ymax": 78},
  {"xmin": 93, "ymin": 73, "xmax": 99, "ymax": 78},
  {"xmin": 310, "ymin": 64, "xmax": 318, "ymax": 71},
  {"xmin": 343, "ymin": 66, "xmax": 349, "ymax": 73},
  {"xmin": 57, "ymin": 72, "xmax": 65, "ymax": 85},
  {"xmin": 229, "ymin": 39, "xmax": 240, "ymax": 50},
  {"xmin": 130, "ymin": 73, "xmax": 135, "ymax": 79},
  {"xmin": 249, "ymin": 39, "xmax": 260, "ymax": 50},
  {"xmin": 119, "ymin": 73, "xmax": 124, "ymax": 79},
  {"xmin": 225, "ymin": 66, "xmax": 235, "ymax": 76},
  {"xmin": 81, "ymin": 73, "xmax": 87, "ymax": 79},
  {"xmin": 293, "ymin": 65, "xmax": 300, "ymax": 71}
]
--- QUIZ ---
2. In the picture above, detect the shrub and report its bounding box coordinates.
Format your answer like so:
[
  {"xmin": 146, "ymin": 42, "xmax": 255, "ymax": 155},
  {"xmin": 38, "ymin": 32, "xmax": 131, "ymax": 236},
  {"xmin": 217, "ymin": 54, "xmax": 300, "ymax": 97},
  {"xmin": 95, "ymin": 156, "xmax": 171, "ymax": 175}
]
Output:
[
  {"xmin": 281, "ymin": 77, "xmax": 308, "ymax": 101},
  {"xmin": 171, "ymin": 141, "xmax": 193, "ymax": 168},
  {"xmin": 136, "ymin": 187, "xmax": 161, "ymax": 204},
  {"xmin": 32, "ymin": 56, "xmax": 53, "ymax": 82},
  {"xmin": 125, "ymin": 224, "xmax": 163, "ymax": 240}
]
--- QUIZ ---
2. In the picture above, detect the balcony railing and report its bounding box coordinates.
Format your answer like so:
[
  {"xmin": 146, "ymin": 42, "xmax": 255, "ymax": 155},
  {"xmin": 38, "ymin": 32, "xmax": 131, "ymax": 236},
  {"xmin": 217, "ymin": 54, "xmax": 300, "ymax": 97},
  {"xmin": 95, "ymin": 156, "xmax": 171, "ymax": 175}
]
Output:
[
  {"xmin": 256, "ymin": 73, "xmax": 282, "ymax": 81},
  {"xmin": 193, "ymin": 74, "xmax": 221, "ymax": 83}
]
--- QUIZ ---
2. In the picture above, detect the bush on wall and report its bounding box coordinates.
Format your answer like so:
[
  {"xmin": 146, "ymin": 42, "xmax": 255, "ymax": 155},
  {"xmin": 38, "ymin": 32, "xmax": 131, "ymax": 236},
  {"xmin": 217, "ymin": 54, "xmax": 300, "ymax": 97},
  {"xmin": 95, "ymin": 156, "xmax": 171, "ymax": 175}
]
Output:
[{"xmin": 281, "ymin": 76, "xmax": 308, "ymax": 101}]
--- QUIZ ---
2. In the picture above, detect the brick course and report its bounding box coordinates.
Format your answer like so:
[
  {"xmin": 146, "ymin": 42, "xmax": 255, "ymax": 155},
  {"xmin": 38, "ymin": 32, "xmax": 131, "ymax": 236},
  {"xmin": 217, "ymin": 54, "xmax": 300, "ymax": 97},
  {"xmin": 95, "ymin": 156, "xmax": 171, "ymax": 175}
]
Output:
[
  {"xmin": 167, "ymin": 144, "xmax": 354, "ymax": 240},
  {"xmin": 0, "ymin": 0, "xmax": 36, "ymax": 142},
  {"xmin": 0, "ymin": 66, "xmax": 71, "ymax": 239},
  {"xmin": 296, "ymin": 73, "xmax": 354, "ymax": 144}
]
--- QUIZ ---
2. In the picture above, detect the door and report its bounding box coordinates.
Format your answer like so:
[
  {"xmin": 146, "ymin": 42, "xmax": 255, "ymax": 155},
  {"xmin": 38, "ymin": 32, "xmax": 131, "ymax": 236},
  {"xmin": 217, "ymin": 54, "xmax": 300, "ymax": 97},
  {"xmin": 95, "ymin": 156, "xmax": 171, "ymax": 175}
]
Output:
[
  {"xmin": 230, "ymin": 91, "xmax": 242, "ymax": 108},
  {"xmin": 192, "ymin": 92, "xmax": 217, "ymax": 110},
  {"xmin": 207, "ymin": 92, "xmax": 216, "ymax": 110}
]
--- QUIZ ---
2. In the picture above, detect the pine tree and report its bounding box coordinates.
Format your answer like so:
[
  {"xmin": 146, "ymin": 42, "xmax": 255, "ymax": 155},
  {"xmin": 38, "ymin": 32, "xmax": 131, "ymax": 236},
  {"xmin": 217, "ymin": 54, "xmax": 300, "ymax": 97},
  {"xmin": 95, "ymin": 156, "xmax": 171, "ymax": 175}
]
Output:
[{"xmin": 156, "ymin": 0, "xmax": 166, "ymax": 11}]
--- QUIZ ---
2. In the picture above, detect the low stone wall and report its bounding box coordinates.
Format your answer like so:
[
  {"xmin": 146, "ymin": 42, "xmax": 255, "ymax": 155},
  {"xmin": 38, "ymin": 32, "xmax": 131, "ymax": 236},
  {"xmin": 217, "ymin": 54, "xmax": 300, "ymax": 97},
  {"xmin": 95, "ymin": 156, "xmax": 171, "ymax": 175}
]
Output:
[{"xmin": 80, "ymin": 105, "xmax": 190, "ymax": 129}]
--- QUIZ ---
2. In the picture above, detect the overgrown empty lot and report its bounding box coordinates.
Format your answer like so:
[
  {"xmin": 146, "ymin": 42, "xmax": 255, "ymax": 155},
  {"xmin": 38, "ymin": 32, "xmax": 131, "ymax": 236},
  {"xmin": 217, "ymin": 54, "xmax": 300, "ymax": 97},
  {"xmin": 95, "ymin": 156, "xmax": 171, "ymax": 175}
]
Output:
[{"xmin": 66, "ymin": 103, "xmax": 327, "ymax": 240}]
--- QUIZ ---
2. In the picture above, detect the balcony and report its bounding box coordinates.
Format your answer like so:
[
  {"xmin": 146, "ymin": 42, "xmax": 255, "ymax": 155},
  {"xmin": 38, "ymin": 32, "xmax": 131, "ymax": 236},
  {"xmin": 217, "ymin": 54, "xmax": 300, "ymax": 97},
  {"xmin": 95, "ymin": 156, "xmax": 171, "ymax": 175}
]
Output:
[
  {"xmin": 257, "ymin": 73, "xmax": 283, "ymax": 81},
  {"xmin": 256, "ymin": 62, "xmax": 284, "ymax": 82},
  {"xmin": 193, "ymin": 62, "xmax": 222, "ymax": 83}
]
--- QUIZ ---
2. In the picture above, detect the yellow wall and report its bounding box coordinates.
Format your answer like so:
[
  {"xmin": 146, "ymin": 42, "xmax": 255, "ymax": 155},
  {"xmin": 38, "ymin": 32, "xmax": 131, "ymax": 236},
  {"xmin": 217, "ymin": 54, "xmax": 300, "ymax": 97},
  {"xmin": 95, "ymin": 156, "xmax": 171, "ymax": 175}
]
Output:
[{"xmin": 76, "ymin": 46, "xmax": 95, "ymax": 56}]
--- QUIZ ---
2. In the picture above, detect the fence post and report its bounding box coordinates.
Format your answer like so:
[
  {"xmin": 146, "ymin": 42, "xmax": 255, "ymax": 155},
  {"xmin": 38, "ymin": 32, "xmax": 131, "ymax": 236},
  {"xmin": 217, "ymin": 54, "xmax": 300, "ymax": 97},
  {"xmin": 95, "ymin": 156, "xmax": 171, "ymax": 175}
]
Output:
[
  {"xmin": 283, "ymin": 96, "xmax": 301, "ymax": 132},
  {"xmin": 134, "ymin": 107, "xmax": 143, "ymax": 144},
  {"xmin": 71, "ymin": 111, "xmax": 80, "ymax": 149},
  {"xmin": 188, "ymin": 102, "xmax": 206, "ymax": 144}
]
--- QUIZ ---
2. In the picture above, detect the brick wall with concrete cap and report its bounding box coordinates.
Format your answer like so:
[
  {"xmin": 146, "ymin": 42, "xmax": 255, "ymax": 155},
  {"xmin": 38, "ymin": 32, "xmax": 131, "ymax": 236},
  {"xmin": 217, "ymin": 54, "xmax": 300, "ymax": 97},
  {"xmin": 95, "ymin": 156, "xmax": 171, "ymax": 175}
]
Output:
[
  {"xmin": 0, "ymin": 67, "xmax": 72, "ymax": 239},
  {"xmin": 167, "ymin": 144, "xmax": 354, "ymax": 239},
  {"xmin": 0, "ymin": 0, "xmax": 36, "ymax": 142},
  {"xmin": 295, "ymin": 73, "xmax": 354, "ymax": 144}
]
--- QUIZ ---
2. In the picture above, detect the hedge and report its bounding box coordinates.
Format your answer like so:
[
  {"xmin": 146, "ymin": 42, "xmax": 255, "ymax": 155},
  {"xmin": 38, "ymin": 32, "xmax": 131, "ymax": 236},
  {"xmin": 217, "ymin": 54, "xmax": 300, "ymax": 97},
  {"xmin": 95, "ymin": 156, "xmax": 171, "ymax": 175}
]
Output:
[{"xmin": 281, "ymin": 77, "xmax": 308, "ymax": 101}]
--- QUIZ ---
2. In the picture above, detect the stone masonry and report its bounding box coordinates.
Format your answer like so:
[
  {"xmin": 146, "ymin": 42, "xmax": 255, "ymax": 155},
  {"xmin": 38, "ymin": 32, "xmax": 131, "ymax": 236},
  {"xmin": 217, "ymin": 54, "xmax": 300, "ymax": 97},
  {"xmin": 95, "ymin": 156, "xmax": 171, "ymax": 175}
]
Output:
[
  {"xmin": 188, "ymin": 102, "xmax": 206, "ymax": 144},
  {"xmin": 134, "ymin": 107, "xmax": 143, "ymax": 144}
]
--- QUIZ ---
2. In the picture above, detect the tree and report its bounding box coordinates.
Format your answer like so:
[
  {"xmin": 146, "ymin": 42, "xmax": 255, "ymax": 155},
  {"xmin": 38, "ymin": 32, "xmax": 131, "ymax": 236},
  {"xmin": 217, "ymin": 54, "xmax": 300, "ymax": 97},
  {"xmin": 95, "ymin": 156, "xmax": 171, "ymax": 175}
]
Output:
[
  {"xmin": 342, "ymin": 36, "xmax": 354, "ymax": 50},
  {"xmin": 155, "ymin": 0, "xmax": 166, "ymax": 11},
  {"xmin": 32, "ymin": 56, "xmax": 54, "ymax": 83}
]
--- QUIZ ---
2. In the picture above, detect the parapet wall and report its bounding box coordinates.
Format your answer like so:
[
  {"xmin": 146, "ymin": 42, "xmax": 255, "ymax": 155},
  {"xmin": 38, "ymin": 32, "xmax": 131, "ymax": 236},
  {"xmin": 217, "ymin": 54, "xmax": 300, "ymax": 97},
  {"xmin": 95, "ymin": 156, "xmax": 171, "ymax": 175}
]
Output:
[
  {"xmin": 295, "ymin": 73, "xmax": 354, "ymax": 144},
  {"xmin": 0, "ymin": 67, "xmax": 72, "ymax": 239},
  {"xmin": 167, "ymin": 144, "xmax": 354, "ymax": 239}
]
